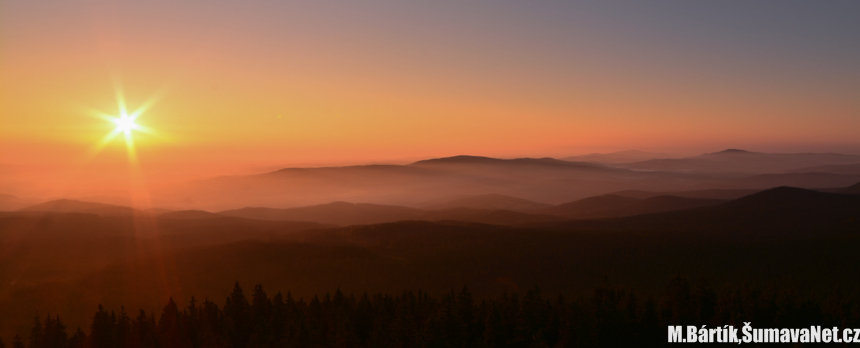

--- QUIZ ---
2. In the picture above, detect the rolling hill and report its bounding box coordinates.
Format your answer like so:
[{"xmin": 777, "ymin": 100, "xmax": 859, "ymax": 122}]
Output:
[
  {"xmin": 837, "ymin": 182, "xmax": 860, "ymax": 194},
  {"xmin": 561, "ymin": 150, "xmax": 672, "ymax": 163},
  {"xmin": 0, "ymin": 194, "xmax": 31, "ymax": 211},
  {"xmin": 153, "ymin": 152, "xmax": 860, "ymax": 212},
  {"xmin": 420, "ymin": 193, "xmax": 551, "ymax": 212},
  {"xmin": 539, "ymin": 194, "xmax": 726, "ymax": 218},
  {"xmin": 18, "ymin": 199, "xmax": 142, "ymax": 216},
  {"xmin": 3, "ymin": 185, "xmax": 860, "ymax": 337},
  {"xmin": 616, "ymin": 149, "xmax": 860, "ymax": 174},
  {"xmin": 789, "ymin": 162, "xmax": 860, "ymax": 174},
  {"xmin": 608, "ymin": 188, "xmax": 760, "ymax": 200},
  {"xmin": 219, "ymin": 202, "xmax": 424, "ymax": 226},
  {"xmin": 153, "ymin": 155, "xmax": 704, "ymax": 211}
]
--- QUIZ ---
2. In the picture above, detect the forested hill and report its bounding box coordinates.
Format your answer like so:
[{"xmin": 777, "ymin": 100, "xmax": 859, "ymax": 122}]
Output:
[
  {"xmin": 3, "ymin": 186, "xmax": 860, "ymax": 341},
  {"xmin": 10, "ymin": 278, "xmax": 860, "ymax": 348}
]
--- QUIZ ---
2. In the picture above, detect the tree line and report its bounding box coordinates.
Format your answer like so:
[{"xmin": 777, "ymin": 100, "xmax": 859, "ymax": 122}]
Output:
[{"xmin": 4, "ymin": 277, "xmax": 860, "ymax": 348}]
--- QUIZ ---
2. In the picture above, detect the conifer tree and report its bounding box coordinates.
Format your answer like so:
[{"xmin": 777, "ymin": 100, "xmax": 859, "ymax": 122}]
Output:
[
  {"xmin": 182, "ymin": 296, "xmax": 202, "ymax": 348},
  {"xmin": 28, "ymin": 316, "xmax": 43, "ymax": 348},
  {"xmin": 223, "ymin": 282, "xmax": 251, "ymax": 348},
  {"xmin": 158, "ymin": 298, "xmax": 185, "ymax": 348},
  {"xmin": 248, "ymin": 285, "xmax": 274, "ymax": 348},
  {"xmin": 89, "ymin": 305, "xmax": 115, "ymax": 348},
  {"xmin": 660, "ymin": 275, "xmax": 693, "ymax": 325},
  {"xmin": 68, "ymin": 328, "xmax": 86, "ymax": 348},
  {"xmin": 114, "ymin": 308, "xmax": 131, "ymax": 348},
  {"xmin": 131, "ymin": 310, "xmax": 157, "ymax": 348},
  {"xmin": 42, "ymin": 315, "xmax": 68, "ymax": 348},
  {"xmin": 11, "ymin": 335, "xmax": 24, "ymax": 348}
]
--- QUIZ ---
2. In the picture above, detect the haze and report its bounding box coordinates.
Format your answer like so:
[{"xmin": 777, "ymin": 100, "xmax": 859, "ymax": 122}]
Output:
[{"xmin": 2, "ymin": 0, "xmax": 860, "ymax": 203}]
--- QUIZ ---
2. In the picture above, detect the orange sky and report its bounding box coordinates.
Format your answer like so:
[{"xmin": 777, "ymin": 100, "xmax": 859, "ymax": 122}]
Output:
[{"xmin": 2, "ymin": 1, "xmax": 860, "ymax": 198}]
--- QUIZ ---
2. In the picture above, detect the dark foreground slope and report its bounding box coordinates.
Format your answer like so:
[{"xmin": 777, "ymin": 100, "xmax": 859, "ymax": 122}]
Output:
[
  {"xmin": 1, "ymin": 187, "xmax": 860, "ymax": 338},
  {"xmin": 20, "ymin": 275, "xmax": 860, "ymax": 348}
]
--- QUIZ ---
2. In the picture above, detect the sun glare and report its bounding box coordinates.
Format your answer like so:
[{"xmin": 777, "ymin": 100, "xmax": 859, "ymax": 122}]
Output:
[
  {"xmin": 113, "ymin": 115, "xmax": 140, "ymax": 134},
  {"xmin": 87, "ymin": 83, "xmax": 164, "ymax": 162},
  {"xmin": 114, "ymin": 114, "xmax": 140, "ymax": 134}
]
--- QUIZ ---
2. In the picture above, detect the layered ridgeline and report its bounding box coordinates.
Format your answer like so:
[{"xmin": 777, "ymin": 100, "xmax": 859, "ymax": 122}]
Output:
[
  {"xmin": 13, "ymin": 189, "xmax": 738, "ymax": 226},
  {"xmin": 8, "ymin": 277, "xmax": 860, "ymax": 348},
  {"xmin": 613, "ymin": 149, "xmax": 860, "ymax": 174},
  {"xmin": 2, "ymin": 184, "xmax": 859, "ymax": 338},
  {"xmin": 132, "ymin": 151, "xmax": 860, "ymax": 211}
]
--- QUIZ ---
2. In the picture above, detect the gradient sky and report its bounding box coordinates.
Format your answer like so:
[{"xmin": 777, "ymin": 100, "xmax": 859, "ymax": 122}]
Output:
[{"xmin": 2, "ymin": 1, "xmax": 860, "ymax": 196}]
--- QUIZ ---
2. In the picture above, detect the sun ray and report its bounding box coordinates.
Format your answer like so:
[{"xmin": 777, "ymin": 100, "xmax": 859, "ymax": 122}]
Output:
[
  {"xmin": 123, "ymin": 127, "xmax": 138, "ymax": 164},
  {"xmin": 83, "ymin": 81, "xmax": 168, "ymax": 161},
  {"xmin": 128, "ymin": 87, "xmax": 169, "ymax": 120}
]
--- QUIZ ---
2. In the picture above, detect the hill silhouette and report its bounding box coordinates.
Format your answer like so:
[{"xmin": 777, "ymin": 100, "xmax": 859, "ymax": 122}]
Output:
[
  {"xmin": 163, "ymin": 155, "xmax": 685, "ymax": 211},
  {"xmin": 540, "ymin": 194, "xmax": 638, "ymax": 216},
  {"xmin": 789, "ymin": 162, "xmax": 860, "ymax": 174},
  {"xmin": 722, "ymin": 186, "xmax": 860, "ymax": 212},
  {"xmin": 545, "ymin": 186, "xmax": 860, "ymax": 239},
  {"xmin": 153, "ymin": 152, "xmax": 860, "ymax": 211},
  {"xmin": 617, "ymin": 149, "xmax": 860, "ymax": 174},
  {"xmin": 158, "ymin": 209, "xmax": 220, "ymax": 219},
  {"xmin": 838, "ymin": 181, "xmax": 860, "ymax": 194},
  {"xmin": 420, "ymin": 208, "xmax": 562, "ymax": 225},
  {"xmin": 608, "ymin": 188, "xmax": 760, "ymax": 200},
  {"xmin": 561, "ymin": 150, "xmax": 672, "ymax": 163},
  {"xmin": 18, "ymin": 199, "xmax": 142, "ymax": 216},
  {"xmin": 540, "ymin": 194, "xmax": 725, "ymax": 218},
  {"xmin": 0, "ymin": 194, "xmax": 31, "ymax": 211},
  {"xmin": 3, "ymin": 184, "xmax": 860, "ymax": 337},
  {"xmin": 421, "ymin": 193, "xmax": 550, "ymax": 212},
  {"xmin": 710, "ymin": 148, "xmax": 750, "ymax": 154},
  {"xmin": 218, "ymin": 201, "xmax": 559, "ymax": 226},
  {"xmin": 708, "ymin": 172, "xmax": 860, "ymax": 189},
  {"xmin": 410, "ymin": 155, "xmax": 610, "ymax": 169},
  {"xmin": 219, "ymin": 202, "xmax": 424, "ymax": 225}
]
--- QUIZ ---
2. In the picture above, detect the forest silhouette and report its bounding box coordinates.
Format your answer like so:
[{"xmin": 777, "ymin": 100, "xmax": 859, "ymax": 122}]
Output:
[{"xmin": 10, "ymin": 277, "xmax": 860, "ymax": 348}]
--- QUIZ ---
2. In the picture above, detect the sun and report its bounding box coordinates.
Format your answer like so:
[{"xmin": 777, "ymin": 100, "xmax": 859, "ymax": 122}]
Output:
[
  {"xmin": 114, "ymin": 113, "xmax": 140, "ymax": 134},
  {"xmin": 87, "ymin": 84, "xmax": 164, "ymax": 162}
]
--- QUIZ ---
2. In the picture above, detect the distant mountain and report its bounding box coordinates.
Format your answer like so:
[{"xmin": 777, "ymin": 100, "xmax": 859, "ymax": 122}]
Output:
[
  {"xmin": 420, "ymin": 208, "xmax": 561, "ymax": 225},
  {"xmin": 840, "ymin": 182, "xmax": 860, "ymax": 194},
  {"xmin": 159, "ymin": 210, "xmax": 221, "ymax": 219},
  {"xmin": 617, "ymin": 149, "xmax": 860, "ymax": 174},
  {"xmin": 724, "ymin": 186, "xmax": 852, "ymax": 208},
  {"xmin": 540, "ymin": 194, "xmax": 725, "ymax": 218},
  {"xmin": 609, "ymin": 189, "xmax": 760, "ymax": 200},
  {"xmin": 219, "ymin": 200, "xmax": 564, "ymax": 226},
  {"xmin": 561, "ymin": 150, "xmax": 672, "ymax": 164},
  {"xmin": 219, "ymin": 202, "xmax": 425, "ymax": 226},
  {"xmin": 818, "ymin": 181, "xmax": 860, "ymax": 195},
  {"xmin": 540, "ymin": 195, "xmax": 639, "ymax": 217},
  {"xmin": 546, "ymin": 186, "xmax": 860, "ymax": 239},
  {"xmin": 18, "ymin": 199, "xmax": 141, "ymax": 216},
  {"xmin": 788, "ymin": 163, "xmax": 860, "ymax": 174},
  {"xmin": 154, "ymin": 151, "xmax": 860, "ymax": 212},
  {"xmin": 421, "ymin": 194, "xmax": 551, "ymax": 212},
  {"xmin": 157, "ymin": 155, "xmax": 698, "ymax": 211},
  {"xmin": 410, "ymin": 155, "xmax": 612, "ymax": 170},
  {"xmin": 708, "ymin": 173, "xmax": 860, "ymax": 190},
  {"xmin": 0, "ymin": 194, "xmax": 32, "ymax": 211}
]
